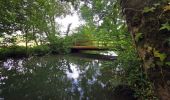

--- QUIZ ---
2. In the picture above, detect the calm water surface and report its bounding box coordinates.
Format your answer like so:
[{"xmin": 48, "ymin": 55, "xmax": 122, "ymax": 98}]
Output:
[{"xmin": 0, "ymin": 54, "xmax": 125, "ymax": 100}]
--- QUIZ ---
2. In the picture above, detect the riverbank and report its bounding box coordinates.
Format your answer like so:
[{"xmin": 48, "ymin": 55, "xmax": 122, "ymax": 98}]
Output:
[
  {"xmin": 0, "ymin": 45, "xmax": 50, "ymax": 60},
  {"xmin": 0, "ymin": 45, "xmax": 117, "ymax": 60}
]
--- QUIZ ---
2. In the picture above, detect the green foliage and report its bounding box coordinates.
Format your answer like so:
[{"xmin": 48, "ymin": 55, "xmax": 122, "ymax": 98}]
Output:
[
  {"xmin": 0, "ymin": 0, "xmax": 163, "ymax": 99},
  {"xmin": 153, "ymin": 49, "xmax": 167, "ymax": 62},
  {"xmin": 160, "ymin": 22, "xmax": 170, "ymax": 31},
  {"xmin": 0, "ymin": 0, "xmax": 71, "ymax": 49},
  {"xmin": 165, "ymin": 62, "xmax": 170, "ymax": 66},
  {"xmin": 135, "ymin": 33, "xmax": 143, "ymax": 42},
  {"xmin": 0, "ymin": 0, "xmax": 68, "ymax": 34},
  {"xmin": 112, "ymin": 39, "xmax": 157, "ymax": 99},
  {"xmin": 0, "ymin": 46, "xmax": 27, "ymax": 59},
  {"xmin": 80, "ymin": 5, "xmax": 93, "ymax": 21},
  {"xmin": 30, "ymin": 45, "xmax": 50, "ymax": 56},
  {"xmin": 0, "ymin": 45, "xmax": 50, "ymax": 59},
  {"xmin": 0, "ymin": 0, "xmax": 73, "ymax": 55},
  {"xmin": 48, "ymin": 36, "xmax": 71, "ymax": 54},
  {"xmin": 143, "ymin": 7, "xmax": 156, "ymax": 13},
  {"xmin": 68, "ymin": 31, "xmax": 94, "ymax": 46},
  {"xmin": 153, "ymin": 3, "xmax": 160, "ymax": 7},
  {"xmin": 78, "ymin": 1, "xmax": 157, "ymax": 99}
]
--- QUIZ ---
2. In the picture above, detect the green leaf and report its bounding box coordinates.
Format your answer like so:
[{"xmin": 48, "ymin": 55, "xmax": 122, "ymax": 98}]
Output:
[
  {"xmin": 147, "ymin": 46, "xmax": 153, "ymax": 53},
  {"xmin": 143, "ymin": 7, "xmax": 155, "ymax": 13},
  {"xmin": 135, "ymin": 33, "xmax": 143, "ymax": 42},
  {"xmin": 153, "ymin": 3, "xmax": 160, "ymax": 7},
  {"xmin": 160, "ymin": 22, "xmax": 170, "ymax": 31},
  {"xmin": 165, "ymin": 62, "xmax": 170, "ymax": 66},
  {"xmin": 153, "ymin": 49, "xmax": 167, "ymax": 62}
]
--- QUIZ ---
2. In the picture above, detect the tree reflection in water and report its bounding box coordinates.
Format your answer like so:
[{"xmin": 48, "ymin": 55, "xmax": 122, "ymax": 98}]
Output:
[{"xmin": 0, "ymin": 55, "xmax": 125, "ymax": 100}]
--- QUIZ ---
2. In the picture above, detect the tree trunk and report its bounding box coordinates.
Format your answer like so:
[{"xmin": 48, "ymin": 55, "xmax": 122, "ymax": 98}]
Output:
[
  {"xmin": 23, "ymin": 28, "xmax": 28, "ymax": 55},
  {"xmin": 65, "ymin": 23, "xmax": 72, "ymax": 36},
  {"xmin": 33, "ymin": 26, "xmax": 39, "ymax": 46},
  {"xmin": 121, "ymin": 0, "xmax": 170, "ymax": 99}
]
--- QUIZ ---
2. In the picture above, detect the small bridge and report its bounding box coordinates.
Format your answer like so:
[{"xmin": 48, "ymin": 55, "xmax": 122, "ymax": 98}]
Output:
[{"xmin": 71, "ymin": 40, "xmax": 114, "ymax": 52}]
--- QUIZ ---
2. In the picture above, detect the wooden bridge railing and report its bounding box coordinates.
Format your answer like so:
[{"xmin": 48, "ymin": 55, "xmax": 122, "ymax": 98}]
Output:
[{"xmin": 73, "ymin": 40, "xmax": 114, "ymax": 47}]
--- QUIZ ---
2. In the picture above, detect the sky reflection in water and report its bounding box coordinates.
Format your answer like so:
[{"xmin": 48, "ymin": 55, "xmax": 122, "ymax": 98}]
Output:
[{"xmin": 0, "ymin": 55, "xmax": 122, "ymax": 100}]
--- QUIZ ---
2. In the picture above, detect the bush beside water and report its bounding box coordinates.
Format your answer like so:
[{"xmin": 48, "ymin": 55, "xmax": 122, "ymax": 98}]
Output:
[
  {"xmin": 0, "ymin": 36, "xmax": 76, "ymax": 59},
  {"xmin": 30, "ymin": 45, "xmax": 50, "ymax": 56},
  {"xmin": 0, "ymin": 46, "xmax": 27, "ymax": 59},
  {"xmin": 0, "ymin": 44, "xmax": 71, "ymax": 60}
]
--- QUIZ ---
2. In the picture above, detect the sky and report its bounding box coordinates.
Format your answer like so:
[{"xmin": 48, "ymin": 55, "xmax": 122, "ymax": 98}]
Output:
[{"xmin": 55, "ymin": 7, "xmax": 85, "ymax": 36}]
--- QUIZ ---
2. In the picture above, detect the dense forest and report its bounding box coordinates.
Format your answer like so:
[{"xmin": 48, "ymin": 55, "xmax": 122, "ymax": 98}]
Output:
[{"xmin": 0, "ymin": 0, "xmax": 170, "ymax": 100}]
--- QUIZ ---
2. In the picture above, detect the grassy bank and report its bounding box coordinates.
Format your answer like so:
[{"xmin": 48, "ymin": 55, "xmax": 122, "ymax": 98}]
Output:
[{"xmin": 0, "ymin": 44, "xmax": 70, "ymax": 60}]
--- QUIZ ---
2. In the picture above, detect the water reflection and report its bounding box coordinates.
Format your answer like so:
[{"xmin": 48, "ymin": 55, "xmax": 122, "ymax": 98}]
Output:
[{"xmin": 0, "ymin": 55, "xmax": 124, "ymax": 100}]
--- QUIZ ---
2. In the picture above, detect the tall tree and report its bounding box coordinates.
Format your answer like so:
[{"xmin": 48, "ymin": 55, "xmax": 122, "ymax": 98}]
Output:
[
  {"xmin": 79, "ymin": 0, "xmax": 127, "ymax": 46},
  {"xmin": 121, "ymin": 0, "xmax": 170, "ymax": 99},
  {"xmin": 0, "ymin": 0, "xmax": 70, "ymax": 42}
]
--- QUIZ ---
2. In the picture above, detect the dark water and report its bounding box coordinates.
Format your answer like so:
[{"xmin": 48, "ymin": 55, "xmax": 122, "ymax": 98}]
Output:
[{"xmin": 0, "ymin": 54, "xmax": 132, "ymax": 100}]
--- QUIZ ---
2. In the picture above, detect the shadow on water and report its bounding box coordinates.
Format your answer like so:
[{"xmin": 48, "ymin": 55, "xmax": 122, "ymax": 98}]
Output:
[
  {"xmin": 0, "ymin": 54, "xmax": 136, "ymax": 100},
  {"xmin": 70, "ymin": 53, "xmax": 117, "ymax": 61}
]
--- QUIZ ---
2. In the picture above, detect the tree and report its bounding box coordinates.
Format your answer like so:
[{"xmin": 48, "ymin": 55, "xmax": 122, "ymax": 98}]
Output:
[
  {"xmin": 79, "ymin": 0, "xmax": 128, "ymax": 47},
  {"xmin": 77, "ymin": 0, "xmax": 170, "ymax": 98},
  {"xmin": 121, "ymin": 0, "xmax": 170, "ymax": 99},
  {"xmin": 0, "ymin": 0, "xmax": 70, "ymax": 44}
]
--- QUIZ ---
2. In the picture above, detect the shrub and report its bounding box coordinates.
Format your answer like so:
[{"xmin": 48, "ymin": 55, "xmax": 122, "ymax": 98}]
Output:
[
  {"xmin": 48, "ymin": 36, "xmax": 71, "ymax": 54},
  {"xmin": 0, "ymin": 46, "xmax": 27, "ymax": 59},
  {"xmin": 67, "ymin": 33, "xmax": 93, "ymax": 46},
  {"xmin": 30, "ymin": 45, "xmax": 50, "ymax": 56}
]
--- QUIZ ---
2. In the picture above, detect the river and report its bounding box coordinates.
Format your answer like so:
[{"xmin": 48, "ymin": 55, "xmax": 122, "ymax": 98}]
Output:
[{"xmin": 0, "ymin": 54, "xmax": 135, "ymax": 100}]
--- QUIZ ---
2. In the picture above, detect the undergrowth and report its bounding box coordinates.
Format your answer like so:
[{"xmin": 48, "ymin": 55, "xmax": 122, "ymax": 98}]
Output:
[{"xmin": 112, "ymin": 44, "xmax": 158, "ymax": 99}]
